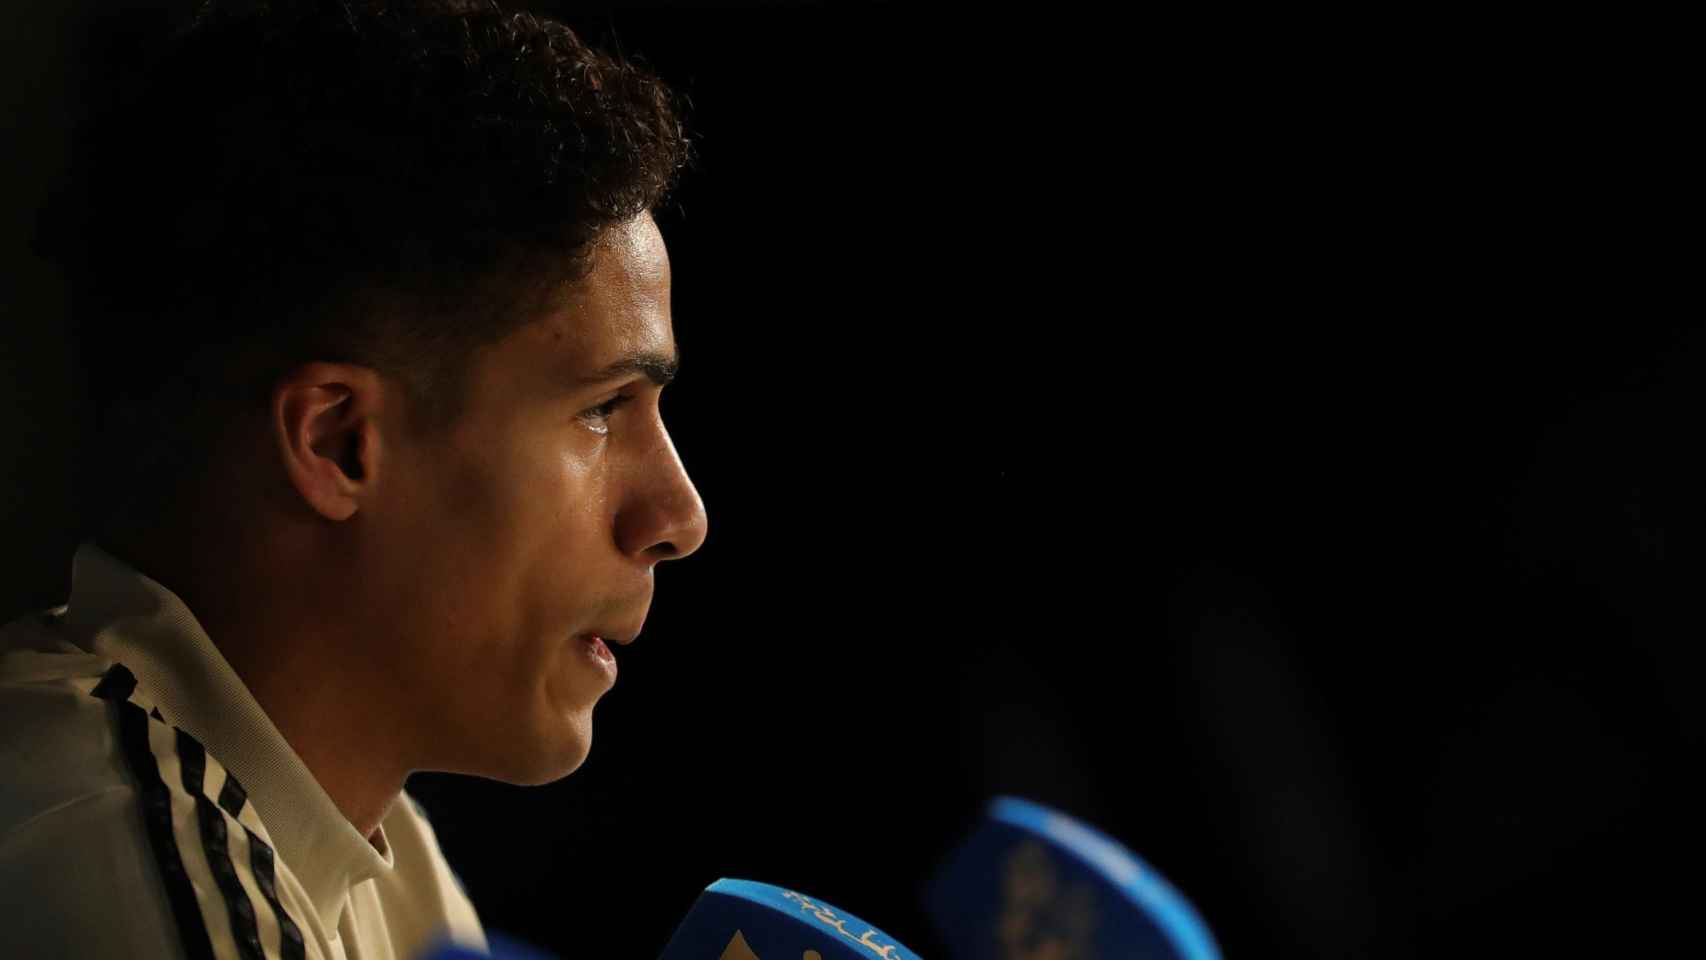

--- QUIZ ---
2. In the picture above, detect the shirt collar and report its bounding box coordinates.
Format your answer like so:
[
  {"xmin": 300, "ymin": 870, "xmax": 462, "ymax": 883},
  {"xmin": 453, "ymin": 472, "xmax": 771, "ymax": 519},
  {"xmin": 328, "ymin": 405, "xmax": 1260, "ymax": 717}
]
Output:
[{"xmin": 61, "ymin": 540, "xmax": 396, "ymax": 930}]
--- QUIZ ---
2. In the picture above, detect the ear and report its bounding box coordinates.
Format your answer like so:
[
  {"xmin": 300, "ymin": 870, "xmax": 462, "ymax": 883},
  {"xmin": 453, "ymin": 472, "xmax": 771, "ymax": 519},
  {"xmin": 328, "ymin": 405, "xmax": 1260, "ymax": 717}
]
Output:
[{"xmin": 271, "ymin": 362, "xmax": 388, "ymax": 523}]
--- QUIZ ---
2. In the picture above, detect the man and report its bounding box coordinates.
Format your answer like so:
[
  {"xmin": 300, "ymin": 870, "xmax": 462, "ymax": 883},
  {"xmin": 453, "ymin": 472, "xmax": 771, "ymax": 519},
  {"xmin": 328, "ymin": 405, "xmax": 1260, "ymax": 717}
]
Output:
[{"xmin": 1, "ymin": 1, "xmax": 708, "ymax": 956}]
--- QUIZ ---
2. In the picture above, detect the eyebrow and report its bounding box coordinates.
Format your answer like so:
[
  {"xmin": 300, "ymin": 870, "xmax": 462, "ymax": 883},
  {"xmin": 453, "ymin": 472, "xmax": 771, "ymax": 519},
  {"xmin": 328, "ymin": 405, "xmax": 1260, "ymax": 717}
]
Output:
[{"xmin": 571, "ymin": 349, "xmax": 681, "ymax": 391}]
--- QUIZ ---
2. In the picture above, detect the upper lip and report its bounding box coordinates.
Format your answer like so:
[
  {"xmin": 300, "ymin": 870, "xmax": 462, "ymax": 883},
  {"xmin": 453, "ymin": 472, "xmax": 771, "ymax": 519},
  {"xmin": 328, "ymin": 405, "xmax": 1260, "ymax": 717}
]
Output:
[{"xmin": 585, "ymin": 625, "xmax": 643, "ymax": 646}]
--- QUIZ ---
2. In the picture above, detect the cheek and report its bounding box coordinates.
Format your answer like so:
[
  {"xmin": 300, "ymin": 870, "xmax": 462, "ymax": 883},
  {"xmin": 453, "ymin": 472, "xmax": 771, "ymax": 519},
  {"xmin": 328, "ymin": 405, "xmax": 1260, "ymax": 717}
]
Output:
[
  {"xmin": 527, "ymin": 444, "xmax": 608, "ymax": 548},
  {"xmin": 484, "ymin": 448, "xmax": 602, "ymax": 633},
  {"xmin": 407, "ymin": 431, "xmax": 602, "ymax": 638},
  {"xmin": 424, "ymin": 432, "xmax": 576, "ymax": 547}
]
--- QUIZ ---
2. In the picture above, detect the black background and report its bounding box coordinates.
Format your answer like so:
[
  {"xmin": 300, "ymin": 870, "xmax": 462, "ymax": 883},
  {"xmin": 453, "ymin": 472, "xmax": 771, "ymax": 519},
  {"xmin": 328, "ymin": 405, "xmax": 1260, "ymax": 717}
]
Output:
[{"xmin": 2, "ymin": 2, "xmax": 1695, "ymax": 956}]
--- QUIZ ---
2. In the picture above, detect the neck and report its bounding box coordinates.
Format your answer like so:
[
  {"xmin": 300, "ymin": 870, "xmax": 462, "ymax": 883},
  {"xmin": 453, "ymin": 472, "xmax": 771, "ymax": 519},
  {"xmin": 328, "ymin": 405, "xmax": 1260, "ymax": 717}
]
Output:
[{"xmin": 98, "ymin": 515, "xmax": 413, "ymax": 842}]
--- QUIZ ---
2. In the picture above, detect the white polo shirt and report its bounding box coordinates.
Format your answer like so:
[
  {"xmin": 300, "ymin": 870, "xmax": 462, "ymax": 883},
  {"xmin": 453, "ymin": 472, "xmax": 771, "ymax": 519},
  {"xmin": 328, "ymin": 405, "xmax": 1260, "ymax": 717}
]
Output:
[{"xmin": 0, "ymin": 542, "xmax": 490, "ymax": 959}]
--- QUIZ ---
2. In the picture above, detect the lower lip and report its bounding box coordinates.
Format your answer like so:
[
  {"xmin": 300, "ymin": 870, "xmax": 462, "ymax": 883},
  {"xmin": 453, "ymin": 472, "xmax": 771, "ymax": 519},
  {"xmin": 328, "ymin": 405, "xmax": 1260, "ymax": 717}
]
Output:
[{"xmin": 580, "ymin": 635, "xmax": 617, "ymax": 682}]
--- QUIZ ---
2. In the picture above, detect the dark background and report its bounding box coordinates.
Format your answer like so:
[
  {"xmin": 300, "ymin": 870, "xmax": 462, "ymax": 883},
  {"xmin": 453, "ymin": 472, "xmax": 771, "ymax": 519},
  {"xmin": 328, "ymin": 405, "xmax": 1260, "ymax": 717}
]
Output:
[{"xmin": 2, "ymin": 2, "xmax": 1694, "ymax": 956}]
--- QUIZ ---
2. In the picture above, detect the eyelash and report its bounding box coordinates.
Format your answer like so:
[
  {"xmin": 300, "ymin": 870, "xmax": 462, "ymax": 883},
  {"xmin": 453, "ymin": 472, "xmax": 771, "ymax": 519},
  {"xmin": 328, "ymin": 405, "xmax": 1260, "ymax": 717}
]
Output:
[
  {"xmin": 581, "ymin": 394, "xmax": 635, "ymax": 432},
  {"xmin": 588, "ymin": 395, "xmax": 632, "ymax": 418}
]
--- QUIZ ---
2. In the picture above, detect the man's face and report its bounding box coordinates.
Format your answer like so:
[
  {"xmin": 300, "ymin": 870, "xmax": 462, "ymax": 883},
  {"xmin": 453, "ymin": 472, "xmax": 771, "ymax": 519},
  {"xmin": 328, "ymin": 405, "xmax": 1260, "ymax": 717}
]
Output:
[{"xmin": 370, "ymin": 212, "xmax": 706, "ymax": 784}]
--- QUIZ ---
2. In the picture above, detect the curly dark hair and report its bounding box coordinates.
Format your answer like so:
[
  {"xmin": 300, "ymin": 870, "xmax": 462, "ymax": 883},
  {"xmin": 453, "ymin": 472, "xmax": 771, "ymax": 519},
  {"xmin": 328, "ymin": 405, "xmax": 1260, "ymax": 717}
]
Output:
[{"xmin": 34, "ymin": 0, "xmax": 696, "ymax": 543}]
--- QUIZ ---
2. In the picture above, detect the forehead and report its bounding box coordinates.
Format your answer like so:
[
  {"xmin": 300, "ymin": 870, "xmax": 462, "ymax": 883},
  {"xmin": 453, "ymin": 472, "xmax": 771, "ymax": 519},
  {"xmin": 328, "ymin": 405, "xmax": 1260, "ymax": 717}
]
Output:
[{"xmin": 524, "ymin": 214, "xmax": 674, "ymax": 363}]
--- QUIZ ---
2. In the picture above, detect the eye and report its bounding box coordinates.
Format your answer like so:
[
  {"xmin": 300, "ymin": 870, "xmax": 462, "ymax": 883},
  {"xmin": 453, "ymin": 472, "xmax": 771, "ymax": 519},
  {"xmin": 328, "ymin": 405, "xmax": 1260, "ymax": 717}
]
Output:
[{"xmin": 580, "ymin": 394, "xmax": 635, "ymax": 435}]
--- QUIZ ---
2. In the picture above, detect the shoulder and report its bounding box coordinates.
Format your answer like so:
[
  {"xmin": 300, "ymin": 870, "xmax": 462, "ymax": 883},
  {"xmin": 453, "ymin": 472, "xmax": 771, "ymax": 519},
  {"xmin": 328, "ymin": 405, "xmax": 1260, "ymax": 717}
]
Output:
[
  {"xmin": 0, "ymin": 607, "xmax": 133, "ymax": 836},
  {"xmin": 1, "ymin": 653, "xmax": 314, "ymax": 960},
  {"xmin": 0, "ymin": 780, "xmax": 189, "ymax": 957},
  {"xmin": 0, "ymin": 611, "xmax": 188, "ymax": 955}
]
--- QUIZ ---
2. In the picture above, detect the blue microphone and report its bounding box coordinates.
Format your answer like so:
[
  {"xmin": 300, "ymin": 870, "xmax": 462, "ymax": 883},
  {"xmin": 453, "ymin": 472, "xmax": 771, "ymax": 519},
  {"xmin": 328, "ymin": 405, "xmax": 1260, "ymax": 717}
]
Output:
[
  {"xmin": 417, "ymin": 878, "xmax": 923, "ymax": 959},
  {"xmin": 416, "ymin": 930, "xmax": 559, "ymax": 960},
  {"xmin": 658, "ymin": 878, "xmax": 924, "ymax": 959},
  {"xmin": 925, "ymin": 795, "xmax": 1223, "ymax": 960}
]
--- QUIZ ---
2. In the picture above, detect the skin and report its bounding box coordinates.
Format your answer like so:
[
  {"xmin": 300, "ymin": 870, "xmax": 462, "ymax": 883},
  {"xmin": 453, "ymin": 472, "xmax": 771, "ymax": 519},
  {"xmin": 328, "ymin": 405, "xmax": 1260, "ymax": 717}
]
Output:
[{"xmin": 105, "ymin": 211, "xmax": 707, "ymax": 845}]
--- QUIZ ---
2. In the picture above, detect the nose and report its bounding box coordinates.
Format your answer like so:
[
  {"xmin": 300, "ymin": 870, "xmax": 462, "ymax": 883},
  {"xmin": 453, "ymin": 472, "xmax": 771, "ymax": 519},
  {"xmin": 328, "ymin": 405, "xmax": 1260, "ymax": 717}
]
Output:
[
  {"xmin": 646, "ymin": 479, "xmax": 707, "ymax": 565},
  {"xmin": 618, "ymin": 425, "xmax": 708, "ymax": 567}
]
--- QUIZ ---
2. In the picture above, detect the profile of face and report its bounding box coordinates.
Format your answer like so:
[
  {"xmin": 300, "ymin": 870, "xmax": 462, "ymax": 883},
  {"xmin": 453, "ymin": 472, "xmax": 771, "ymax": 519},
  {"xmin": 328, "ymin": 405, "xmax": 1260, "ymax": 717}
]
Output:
[{"xmin": 330, "ymin": 212, "xmax": 708, "ymax": 786}]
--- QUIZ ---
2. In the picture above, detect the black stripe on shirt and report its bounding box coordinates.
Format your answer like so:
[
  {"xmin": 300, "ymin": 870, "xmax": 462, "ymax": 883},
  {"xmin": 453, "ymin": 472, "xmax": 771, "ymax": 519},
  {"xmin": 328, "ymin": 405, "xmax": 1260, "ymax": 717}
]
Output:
[
  {"xmin": 217, "ymin": 767, "xmax": 249, "ymax": 821},
  {"xmin": 214, "ymin": 764, "xmax": 302, "ymax": 960},
  {"xmin": 90, "ymin": 662, "xmax": 138, "ymax": 702},
  {"xmin": 90, "ymin": 661, "xmax": 308, "ymax": 960},
  {"xmin": 109, "ymin": 695, "xmax": 218, "ymax": 960},
  {"xmin": 177, "ymin": 730, "xmax": 266, "ymax": 960},
  {"xmin": 247, "ymin": 829, "xmax": 308, "ymax": 960}
]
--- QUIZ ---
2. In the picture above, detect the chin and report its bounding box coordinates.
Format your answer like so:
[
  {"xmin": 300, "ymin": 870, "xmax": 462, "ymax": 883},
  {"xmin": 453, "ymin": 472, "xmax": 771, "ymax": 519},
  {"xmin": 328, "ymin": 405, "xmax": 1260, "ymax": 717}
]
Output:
[
  {"xmin": 493, "ymin": 712, "xmax": 594, "ymax": 786},
  {"xmin": 512, "ymin": 750, "xmax": 591, "ymax": 786}
]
